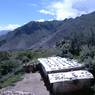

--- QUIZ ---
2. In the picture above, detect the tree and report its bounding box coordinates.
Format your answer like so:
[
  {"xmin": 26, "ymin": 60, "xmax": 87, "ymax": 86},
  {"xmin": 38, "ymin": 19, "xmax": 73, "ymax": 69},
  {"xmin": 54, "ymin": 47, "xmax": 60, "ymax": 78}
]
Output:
[
  {"xmin": 0, "ymin": 60, "xmax": 19, "ymax": 75},
  {"xmin": 0, "ymin": 52, "xmax": 10, "ymax": 61}
]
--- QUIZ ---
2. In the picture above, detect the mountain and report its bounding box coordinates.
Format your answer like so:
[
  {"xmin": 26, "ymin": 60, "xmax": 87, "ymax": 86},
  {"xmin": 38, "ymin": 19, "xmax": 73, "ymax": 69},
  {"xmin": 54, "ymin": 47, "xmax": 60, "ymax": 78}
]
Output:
[
  {"xmin": 0, "ymin": 11, "xmax": 95, "ymax": 51},
  {"xmin": 0, "ymin": 30, "xmax": 10, "ymax": 36}
]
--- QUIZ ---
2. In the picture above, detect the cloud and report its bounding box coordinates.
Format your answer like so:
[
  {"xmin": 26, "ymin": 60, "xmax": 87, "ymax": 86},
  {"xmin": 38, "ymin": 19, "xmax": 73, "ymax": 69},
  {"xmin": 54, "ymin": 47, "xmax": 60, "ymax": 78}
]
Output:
[
  {"xmin": 0, "ymin": 24, "xmax": 20, "ymax": 30},
  {"xmin": 39, "ymin": 0, "xmax": 95, "ymax": 20},
  {"xmin": 36, "ymin": 19, "xmax": 45, "ymax": 22},
  {"xmin": 39, "ymin": 9, "xmax": 54, "ymax": 15}
]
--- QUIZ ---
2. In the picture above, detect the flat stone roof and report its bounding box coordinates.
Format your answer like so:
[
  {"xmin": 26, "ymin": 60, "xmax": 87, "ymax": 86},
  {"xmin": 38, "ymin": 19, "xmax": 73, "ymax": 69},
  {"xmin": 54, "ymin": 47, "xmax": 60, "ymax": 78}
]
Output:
[
  {"xmin": 38, "ymin": 56, "xmax": 83, "ymax": 72},
  {"xmin": 48, "ymin": 70, "xmax": 94, "ymax": 83}
]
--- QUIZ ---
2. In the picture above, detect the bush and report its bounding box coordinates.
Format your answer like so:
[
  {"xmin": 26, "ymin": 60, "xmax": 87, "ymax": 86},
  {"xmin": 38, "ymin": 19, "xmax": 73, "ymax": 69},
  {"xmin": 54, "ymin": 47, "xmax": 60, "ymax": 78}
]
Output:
[
  {"xmin": 0, "ymin": 60, "xmax": 19, "ymax": 75},
  {"xmin": 0, "ymin": 52, "xmax": 10, "ymax": 61}
]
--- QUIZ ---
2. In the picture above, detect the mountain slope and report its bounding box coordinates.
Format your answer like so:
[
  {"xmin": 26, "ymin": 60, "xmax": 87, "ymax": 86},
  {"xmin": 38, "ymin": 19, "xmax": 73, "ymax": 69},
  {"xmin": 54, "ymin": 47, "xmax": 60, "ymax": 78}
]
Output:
[
  {"xmin": 0, "ymin": 21, "xmax": 63, "ymax": 50},
  {"xmin": 0, "ymin": 30, "xmax": 10, "ymax": 36},
  {"xmin": 0, "ymin": 12, "xmax": 95, "ymax": 51}
]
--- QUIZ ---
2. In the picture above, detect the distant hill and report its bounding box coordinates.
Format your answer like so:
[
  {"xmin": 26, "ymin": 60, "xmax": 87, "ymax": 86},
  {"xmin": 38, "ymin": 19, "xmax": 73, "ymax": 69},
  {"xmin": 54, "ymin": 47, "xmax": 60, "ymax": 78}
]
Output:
[{"xmin": 0, "ymin": 11, "xmax": 95, "ymax": 51}]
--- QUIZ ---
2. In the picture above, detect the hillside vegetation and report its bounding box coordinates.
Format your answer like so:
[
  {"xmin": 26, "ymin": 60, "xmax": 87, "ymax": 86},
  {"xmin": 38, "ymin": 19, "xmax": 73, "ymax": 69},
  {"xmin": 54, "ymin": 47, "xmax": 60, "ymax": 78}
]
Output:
[{"xmin": 0, "ymin": 49, "xmax": 59, "ymax": 88}]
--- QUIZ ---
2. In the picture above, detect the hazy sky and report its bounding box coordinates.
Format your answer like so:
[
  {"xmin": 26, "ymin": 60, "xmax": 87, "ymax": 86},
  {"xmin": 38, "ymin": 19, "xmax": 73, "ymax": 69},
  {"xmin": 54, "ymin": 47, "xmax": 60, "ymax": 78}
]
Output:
[{"xmin": 0, "ymin": 0, "xmax": 95, "ymax": 30}]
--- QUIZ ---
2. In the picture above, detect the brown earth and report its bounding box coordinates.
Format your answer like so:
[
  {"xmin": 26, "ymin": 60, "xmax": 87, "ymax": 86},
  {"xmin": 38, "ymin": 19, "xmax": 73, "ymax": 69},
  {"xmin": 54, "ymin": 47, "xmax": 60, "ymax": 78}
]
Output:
[{"xmin": 0, "ymin": 72, "xmax": 50, "ymax": 95}]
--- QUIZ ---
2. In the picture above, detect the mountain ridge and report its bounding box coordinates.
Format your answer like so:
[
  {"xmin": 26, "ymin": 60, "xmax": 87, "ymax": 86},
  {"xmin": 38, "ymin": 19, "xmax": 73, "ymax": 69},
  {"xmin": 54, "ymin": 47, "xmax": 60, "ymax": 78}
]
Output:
[{"xmin": 0, "ymin": 12, "xmax": 95, "ymax": 51}]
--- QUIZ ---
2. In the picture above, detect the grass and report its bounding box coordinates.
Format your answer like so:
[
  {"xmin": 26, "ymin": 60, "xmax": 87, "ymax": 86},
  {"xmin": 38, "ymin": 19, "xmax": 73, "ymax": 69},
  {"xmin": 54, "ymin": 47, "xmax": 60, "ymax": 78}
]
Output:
[{"xmin": 0, "ymin": 73, "xmax": 23, "ymax": 88}]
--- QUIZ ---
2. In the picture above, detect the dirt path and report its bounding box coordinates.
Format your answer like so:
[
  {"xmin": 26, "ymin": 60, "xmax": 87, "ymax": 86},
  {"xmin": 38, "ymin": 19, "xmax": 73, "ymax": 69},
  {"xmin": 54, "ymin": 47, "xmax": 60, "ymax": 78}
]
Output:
[{"xmin": 1, "ymin": 72, "xmax": 50, "ymax": 95}]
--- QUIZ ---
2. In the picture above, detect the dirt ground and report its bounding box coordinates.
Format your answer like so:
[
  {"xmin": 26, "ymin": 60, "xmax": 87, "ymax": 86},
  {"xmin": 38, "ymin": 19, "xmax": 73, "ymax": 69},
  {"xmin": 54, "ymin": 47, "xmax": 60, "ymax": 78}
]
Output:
[{"xmin": 0, "ymin": 72, "xmax": 50, "ymax": 95}]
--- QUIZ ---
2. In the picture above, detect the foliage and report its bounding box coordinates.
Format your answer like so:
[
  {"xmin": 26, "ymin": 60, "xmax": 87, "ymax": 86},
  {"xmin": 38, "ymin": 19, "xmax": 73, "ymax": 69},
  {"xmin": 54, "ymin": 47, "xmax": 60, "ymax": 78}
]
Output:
[
  {"xmin": 17, "ymin": 51, "xmax": 33, "ymax": 59},
  {"xmin": 0, "ymin": 73, "xmax": 23, "ymax": 88},
  {"xmin": 0, "ymin": 60, "xmax": 19, "ymax": 76},
  {"xmin": 0, "ymin": 52, "xmax": 10, "ymax": 61}
]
